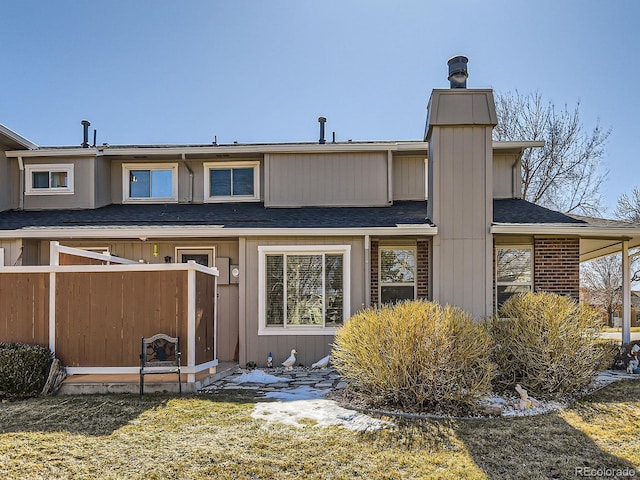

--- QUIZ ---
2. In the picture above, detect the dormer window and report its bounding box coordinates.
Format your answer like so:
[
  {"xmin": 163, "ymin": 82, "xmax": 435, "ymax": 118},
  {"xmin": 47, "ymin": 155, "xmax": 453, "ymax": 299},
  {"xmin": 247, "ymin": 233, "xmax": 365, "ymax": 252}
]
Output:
[
  {"xmin": 123, "ymin": 163, "xmax": 178, "ymax": 203},
  {"xmin": 204, "ymin": 161, "xmax": 260, "ymax": 202},
  {"xmin": 25, "ymin": 164, "xmax": 74, "ymax": 195}
]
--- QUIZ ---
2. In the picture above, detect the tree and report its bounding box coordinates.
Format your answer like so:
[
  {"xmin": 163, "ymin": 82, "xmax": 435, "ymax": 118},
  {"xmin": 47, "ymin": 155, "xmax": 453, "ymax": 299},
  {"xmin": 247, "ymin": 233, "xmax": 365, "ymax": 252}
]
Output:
[
  {"xmin": 493, "ymin": 91, "xmax": 610, "ymax": 216},
  {"xmin": 580, "ymin": 254, "xmax": 622, "ymax": 325},
  {"xmin": 615, "ymin": 187, "xmax": 640, "ymax": 223}
]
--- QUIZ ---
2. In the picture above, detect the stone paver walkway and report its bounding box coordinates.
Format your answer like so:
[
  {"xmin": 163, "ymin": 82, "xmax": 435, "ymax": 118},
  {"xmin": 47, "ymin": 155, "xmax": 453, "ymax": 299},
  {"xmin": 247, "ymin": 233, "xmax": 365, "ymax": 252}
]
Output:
[{"xmin": 200, "ymin": 367, "xmax": 346, "ymax": 394}]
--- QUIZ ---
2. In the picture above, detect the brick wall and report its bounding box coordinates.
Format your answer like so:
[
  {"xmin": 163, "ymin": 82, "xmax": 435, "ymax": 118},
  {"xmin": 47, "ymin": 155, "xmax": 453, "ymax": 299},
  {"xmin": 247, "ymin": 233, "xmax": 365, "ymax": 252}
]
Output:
[
  {"xmin": 533, "ymin": 237, "xmax": 580, "ymax": 300},
  {"xmin": 417, "ymin": 239, "xmax": 429, "ymax": 299},
  {"xmin": 370, "ymin": 240, "xmax": 379, "ymax": 306}
]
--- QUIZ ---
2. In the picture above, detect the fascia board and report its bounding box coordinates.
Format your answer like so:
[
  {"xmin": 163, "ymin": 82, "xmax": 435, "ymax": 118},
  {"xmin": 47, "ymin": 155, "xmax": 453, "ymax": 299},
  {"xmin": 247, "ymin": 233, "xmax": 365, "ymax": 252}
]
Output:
[
  {"xmin": 0, "ymin": 124, "xmax": 38, "ymax": 150},
  {"xmin": 0, "ymin": 225, "xmax": 438, "ymax": 239},
  {"xmin": 5, "ymin": 148, "xmax": 98, "ymax": 158},
  {"xmin": 491, "ymin": 223, "xmax": 640, "ymax": 237}
]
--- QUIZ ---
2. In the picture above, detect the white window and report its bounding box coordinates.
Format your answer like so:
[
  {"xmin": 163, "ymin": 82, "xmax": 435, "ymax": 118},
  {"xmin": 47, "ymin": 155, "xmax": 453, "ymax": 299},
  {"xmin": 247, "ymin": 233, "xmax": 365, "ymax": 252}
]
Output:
[
  {"xmin": 25, "ymin": 164, "xmax": 74, "ymax": 195},
  {"xmin": 123, "ymin": 163, "xmax": 178, "ymax": 203},
  {"xmin": 204, "ymin": 161, "xmax": 260, "ymax": 202},
  {"xmin": 495, "ymin": 246, "xmax": 533, "ymax": 309},
  {"xmin": 175, "ymin": 247, "xmax": 215, "ymax": 267},
  {"xmin": 258, "ymin": 245, "xmax": 350, "ymax": 335},
  {"xmin": 379, "ymin": 246, "xmax": 417, "ymax": 304}
]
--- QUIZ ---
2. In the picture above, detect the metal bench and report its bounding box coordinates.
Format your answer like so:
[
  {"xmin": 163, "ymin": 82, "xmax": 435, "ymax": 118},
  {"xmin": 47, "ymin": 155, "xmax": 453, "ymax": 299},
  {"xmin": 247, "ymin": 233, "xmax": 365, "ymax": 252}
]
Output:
[{"xmin": 139, "ymin": 334, "xmax": 182, "ymax": 397}]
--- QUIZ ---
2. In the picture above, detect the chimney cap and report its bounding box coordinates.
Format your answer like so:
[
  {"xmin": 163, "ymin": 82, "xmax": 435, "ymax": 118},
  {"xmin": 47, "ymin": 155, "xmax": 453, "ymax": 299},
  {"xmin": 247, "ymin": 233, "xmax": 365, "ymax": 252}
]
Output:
[
  {"xmin": 447, "ymin": 55, "xmax": 469, "ymax": 89},
  {"xmin": 81, "ymin": 119, "xmax": 91, "ymax": 126}
]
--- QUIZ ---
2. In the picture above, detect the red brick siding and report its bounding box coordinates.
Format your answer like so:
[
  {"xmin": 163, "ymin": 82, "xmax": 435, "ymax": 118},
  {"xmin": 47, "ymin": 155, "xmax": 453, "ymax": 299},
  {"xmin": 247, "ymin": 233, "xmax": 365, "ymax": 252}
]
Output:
[
  {"xmin": 370, "ymin": 240, "xmax": 379, "ymax": 306},
  {"xmin": 417, "ymin": 239, "xmax": 429, "ymax": 299},
  {"xmin": 533, "ymin": 237, "xmax": 580, "ymax": 300}
]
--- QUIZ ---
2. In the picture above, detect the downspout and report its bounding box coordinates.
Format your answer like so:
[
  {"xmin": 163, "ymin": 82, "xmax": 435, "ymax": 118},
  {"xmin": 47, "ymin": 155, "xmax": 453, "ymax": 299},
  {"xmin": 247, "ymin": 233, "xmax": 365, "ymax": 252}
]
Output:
[
  {"xmin": 182, "ymin": 153, "xmax": 193, "ymax": 203},
  {"xmin": 511, "ymin": 157, "xmax": 519, "ymax": 198},
  {"xmin": 17, "ymin": 156, "xmax": 24, "ymax": 210},
  {"xmin": 387, "ymin": 150, "xmax": 393, "ymax": 203}
]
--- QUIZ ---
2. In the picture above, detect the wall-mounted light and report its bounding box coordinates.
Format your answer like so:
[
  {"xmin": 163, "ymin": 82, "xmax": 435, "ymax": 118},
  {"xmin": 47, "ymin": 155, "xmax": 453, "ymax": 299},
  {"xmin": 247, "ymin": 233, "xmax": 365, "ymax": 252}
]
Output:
[{"xmin": 153, "ymin": 244, "xmax": 159, "ymax": 257}]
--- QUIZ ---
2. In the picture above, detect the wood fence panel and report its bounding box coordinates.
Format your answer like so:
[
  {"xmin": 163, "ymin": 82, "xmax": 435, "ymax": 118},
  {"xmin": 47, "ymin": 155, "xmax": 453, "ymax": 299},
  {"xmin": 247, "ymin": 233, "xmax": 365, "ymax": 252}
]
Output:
[
  {"xmin": 195, "ymin": 271, "xmax": 216, "ymax": 364},
  {"xmin": 0, "ymin": 273, "xmax": 49, "ymax": 345},
  {"xmin": 56, "ymin": 270, "xmax": 189, "ymax": 367},
  {"xmin": 59, "ymin": 253, "xmax": 106, "ymax": 266}
]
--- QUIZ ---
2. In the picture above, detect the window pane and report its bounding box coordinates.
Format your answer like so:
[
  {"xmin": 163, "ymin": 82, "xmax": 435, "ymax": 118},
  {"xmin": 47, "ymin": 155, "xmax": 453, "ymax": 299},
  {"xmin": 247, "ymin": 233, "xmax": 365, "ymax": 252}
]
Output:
[
  {"xmin": 286, "ymin": 255, "xmax": 323, "ymax": 326},
  {"xmin": 325, "ymin": 254, "xmax": 343, "ymax": 326},
  {"xmin": 232, "ymin": 168, "xmax": 254, "ymax": 196},
  {"xmin": 497, "ymin": 248, "xmax": 531, "ymax": 283},
  {"xmin": 380, "ymin": 248, "xmax": 415, "ymax": 283},
  {"xmin": 210, "ymin": 169, "xmax": 232, "ymax": 196},
  {"xmin": 150, "ymin": 170, "xmax": 173, "ymax": 198},
  {"xmin": 266, "ymin": 255, "xmax": 284, "ymax": 325},
  {"xmin": 381, "ymin": 285, "xmax": 415, "ymax": 304},
  {"xmin": 497, "ymin": 285, "xmax": 531, "ymax": 309},
  {"xmin": 50, "ymin": 172, "xmax": 68, "ymax": 188},
  {"xmin": 32, "ymin": 172, "xmax": 50, "ymax": 189},
  {"xmin": 130, "ymin": 170, "xmax": 150, "ymax": 198}
]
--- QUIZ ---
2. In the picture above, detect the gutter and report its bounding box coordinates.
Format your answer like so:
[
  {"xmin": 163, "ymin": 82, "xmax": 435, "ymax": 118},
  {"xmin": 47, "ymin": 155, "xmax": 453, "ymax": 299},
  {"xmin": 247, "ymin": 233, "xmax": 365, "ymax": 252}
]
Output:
[{"xmin": 491, "ymin": 223, "xmax": 640, "ymax": 237}]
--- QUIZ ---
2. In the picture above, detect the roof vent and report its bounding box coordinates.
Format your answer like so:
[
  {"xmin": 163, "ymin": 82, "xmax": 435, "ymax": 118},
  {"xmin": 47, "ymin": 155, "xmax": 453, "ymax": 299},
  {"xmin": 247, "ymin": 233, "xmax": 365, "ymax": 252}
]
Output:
[
  {"xmin": 447, "ymin": 56, "xmax": 468, "ymax": 89},
  {"xmin": 81, "ymin": 120, "xmax": 91, "ymax": 148},
  {"xmin": 318, "ymin": 116, "xmax": 327, "ymax": 144}
]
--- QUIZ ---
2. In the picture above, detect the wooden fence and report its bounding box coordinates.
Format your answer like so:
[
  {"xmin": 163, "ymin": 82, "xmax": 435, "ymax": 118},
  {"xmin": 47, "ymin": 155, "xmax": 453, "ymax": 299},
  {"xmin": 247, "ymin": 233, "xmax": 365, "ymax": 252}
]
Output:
[{"xmin": 0, "ymin": 243, "xmax": 218, "ymax": 381}]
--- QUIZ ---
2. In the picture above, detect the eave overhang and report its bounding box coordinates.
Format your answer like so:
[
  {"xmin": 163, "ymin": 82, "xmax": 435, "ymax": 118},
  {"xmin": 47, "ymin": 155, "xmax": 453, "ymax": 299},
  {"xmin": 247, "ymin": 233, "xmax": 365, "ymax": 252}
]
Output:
[{"xmin": 0, "ymin": 224, "xmax": 438, "ymax": 239}]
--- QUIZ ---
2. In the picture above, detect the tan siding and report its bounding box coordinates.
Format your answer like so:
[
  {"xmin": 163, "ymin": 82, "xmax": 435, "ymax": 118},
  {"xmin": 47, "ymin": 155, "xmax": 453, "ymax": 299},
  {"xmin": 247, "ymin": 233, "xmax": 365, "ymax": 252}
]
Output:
[
  {"xmin": 0, "ymin": 150, "xmax": 9, "ymax": 211},
  {"xmin": 430, "ymin": 126, "xmax": 493, "ymax": 318},
  {"xmin": 94, "ymin": 156, "xmax": 112, "ymax": 207},
  {"xmin": 266, "ymin": 152, "xmax": 388, "ymax": 206},
  {"xmin": 23, "ymin": 157, "xmax": 95, "ymax": 210},
  {"xmin": 493, "ymin": 154, "xmax": 520, "ymax": 199},
  {"xmin": 0, "ymin": 272, "xmax": 49, "ymax": 345},
  {"xmin": 0, "ymin": 239, "xmax": 23, "ymax": 266},
  {"xmin": 240, "ymin": 236, "xmax": 365, "ymax": 366},
  {"xmin": 393, "ymin": 155, "xmax": 426, "ymax": 200}
]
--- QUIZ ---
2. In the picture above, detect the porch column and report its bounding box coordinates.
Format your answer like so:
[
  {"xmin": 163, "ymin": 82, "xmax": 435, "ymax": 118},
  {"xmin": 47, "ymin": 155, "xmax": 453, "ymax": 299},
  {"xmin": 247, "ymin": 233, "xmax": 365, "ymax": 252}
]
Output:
[{"xmin": 622, "ymin": 240, "xmax": 631, "ymax": 344}]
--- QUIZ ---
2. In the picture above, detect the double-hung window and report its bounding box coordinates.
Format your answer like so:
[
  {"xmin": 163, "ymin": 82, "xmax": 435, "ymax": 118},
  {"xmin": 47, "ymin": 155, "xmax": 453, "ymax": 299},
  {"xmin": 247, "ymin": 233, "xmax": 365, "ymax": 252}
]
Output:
[
  {"xmin": 379, "ymin": 246, "xmax": 417, "ymax": 304},
  {"xmin": 495, "ymin": 246, "xmax": 533, "ymax": 309},
  {"xmin": 25, "ymin": 164, "xmax": 74, "ymax": 195},
  {"xmin": 258, "ymin": 245, "xmax": 350, "ymax": 335},
  {"xmin": 204, "ymin": 161, "xmax": 259, "ymax": 202},
  {"xmin": 123, "ymin": 163, "xmax": 178, "ymax": 203}
]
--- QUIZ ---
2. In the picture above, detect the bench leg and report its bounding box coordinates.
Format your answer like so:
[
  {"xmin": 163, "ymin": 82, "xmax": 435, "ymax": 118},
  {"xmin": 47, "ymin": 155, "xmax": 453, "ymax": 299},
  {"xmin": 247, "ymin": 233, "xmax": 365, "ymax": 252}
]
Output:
[{"xmin": 140, "ymin": 373, "xmax": 144, "ymax": 398}]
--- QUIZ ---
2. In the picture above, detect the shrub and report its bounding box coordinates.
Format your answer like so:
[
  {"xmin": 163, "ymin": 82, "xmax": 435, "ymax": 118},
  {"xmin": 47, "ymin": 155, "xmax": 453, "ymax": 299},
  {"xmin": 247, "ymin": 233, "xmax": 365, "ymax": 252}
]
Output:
[
  {"xmin": 489, "ymin": 292, "xmax": 607, "ymax": 398},
  {"xmin": 332, "ymin": 300, "xmax": 495, "ymax": 415},
  {"xmin": 0, "ymin": 342, "xmax": 53, "ymax": 400}
]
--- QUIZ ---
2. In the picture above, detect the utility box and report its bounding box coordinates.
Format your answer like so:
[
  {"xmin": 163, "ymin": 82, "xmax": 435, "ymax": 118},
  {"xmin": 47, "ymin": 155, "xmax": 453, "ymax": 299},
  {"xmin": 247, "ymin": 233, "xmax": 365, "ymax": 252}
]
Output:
[{"xmin": 215, "ymin": 257, "xmax": 230, "ymax": 285}]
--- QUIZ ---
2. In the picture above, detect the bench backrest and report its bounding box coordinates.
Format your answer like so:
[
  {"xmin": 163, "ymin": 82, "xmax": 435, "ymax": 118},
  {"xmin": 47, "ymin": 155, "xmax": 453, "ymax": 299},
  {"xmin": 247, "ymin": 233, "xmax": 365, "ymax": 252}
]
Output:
[{"xmin": 141, "ymin": 334, "xmax": 180, "ymax": 368}]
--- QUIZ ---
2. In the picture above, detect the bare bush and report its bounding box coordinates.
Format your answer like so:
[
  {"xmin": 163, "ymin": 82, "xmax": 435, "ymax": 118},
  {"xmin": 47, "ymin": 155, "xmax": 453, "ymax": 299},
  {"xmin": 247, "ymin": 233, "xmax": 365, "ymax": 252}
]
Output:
[
  {"xmin": 489, "ymin": 292, "xmax": 607, "ymax": 398},
  {"xmin": 332, "ymin": 300, "xmax": 495, "ymax": 415}
]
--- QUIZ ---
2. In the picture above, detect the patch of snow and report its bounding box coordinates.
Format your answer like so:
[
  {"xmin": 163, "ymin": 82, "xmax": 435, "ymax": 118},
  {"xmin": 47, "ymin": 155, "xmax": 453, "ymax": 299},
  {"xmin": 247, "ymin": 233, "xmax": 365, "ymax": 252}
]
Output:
[
  {"xmin": 253, "ymin": 397, "xmax": 392, "ymax": 432},
  {"xmin": 230, "ymin": 370, "xmax": 291, "ymax": 385}
]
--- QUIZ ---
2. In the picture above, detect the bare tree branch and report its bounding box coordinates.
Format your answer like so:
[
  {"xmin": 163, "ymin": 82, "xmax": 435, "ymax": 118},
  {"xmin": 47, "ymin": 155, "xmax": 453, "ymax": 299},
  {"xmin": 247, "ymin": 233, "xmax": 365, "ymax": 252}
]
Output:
[{"xmin": 494, "ymin": 91, "xmax": 610, "ymax": 216}]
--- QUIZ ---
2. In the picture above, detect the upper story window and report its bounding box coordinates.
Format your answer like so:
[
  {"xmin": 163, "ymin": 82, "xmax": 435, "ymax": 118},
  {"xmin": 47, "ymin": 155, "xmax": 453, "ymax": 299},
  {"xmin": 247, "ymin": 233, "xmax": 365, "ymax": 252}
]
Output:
[
  {"xmin": 379, "ymin": 246, "xmax": 417, "ymax": 304},
  {"xmin": 495, "ymin": 246, "xmax": 533, "ymax": 310},
  {"xmin": 123, "ymin": 163, "xmax": 178, "ymax": 203},
  {"xmin": 204, "ymin": 161, "xmax": 260, "ymax": 202},
  {"xmin": 25, "ymin": 164, "xmax": 74, "ymax": 195},
  {"xmin": 258, "ymin": 245, "xmax": 350, "ymax": 335}
]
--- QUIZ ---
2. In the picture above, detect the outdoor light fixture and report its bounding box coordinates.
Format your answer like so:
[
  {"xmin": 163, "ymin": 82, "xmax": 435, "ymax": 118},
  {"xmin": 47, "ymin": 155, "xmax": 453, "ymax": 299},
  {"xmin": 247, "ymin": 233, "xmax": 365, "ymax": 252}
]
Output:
[{"xmin": 153, "ymin": 244, "xmax": 159, "ymax": 257}]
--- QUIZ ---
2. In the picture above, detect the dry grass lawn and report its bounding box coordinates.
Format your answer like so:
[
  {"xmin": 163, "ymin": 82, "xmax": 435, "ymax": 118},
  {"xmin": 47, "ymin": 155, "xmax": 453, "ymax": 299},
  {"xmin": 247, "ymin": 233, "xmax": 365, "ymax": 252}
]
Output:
[{"xmin": 0, "ymin": 382, "xmax": 639, "ymax": 479}]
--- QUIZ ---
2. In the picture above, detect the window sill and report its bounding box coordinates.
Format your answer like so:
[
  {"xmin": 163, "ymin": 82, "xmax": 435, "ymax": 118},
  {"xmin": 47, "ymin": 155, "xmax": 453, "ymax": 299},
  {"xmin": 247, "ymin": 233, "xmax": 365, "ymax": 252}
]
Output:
[
  {"xmin": 25, "ymin": 190, "xmax": 74, "ymax": 196},
  {"xmin": 258, "ymin": 327, "xmax": 339, "ymax": 336},
  {"xmin": 123, "ymin": 198, "xmax": 179, "ymax": 204},
  {"xmin": 204, "ymin": 197, "xmax": 260, "ymax": 203}
]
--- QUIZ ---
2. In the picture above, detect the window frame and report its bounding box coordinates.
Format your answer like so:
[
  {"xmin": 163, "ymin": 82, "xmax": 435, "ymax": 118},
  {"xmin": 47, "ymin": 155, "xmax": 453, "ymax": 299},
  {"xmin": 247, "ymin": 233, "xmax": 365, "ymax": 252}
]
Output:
[
  {"xmin": 495, "ymin": 245, "xmax": 533, "ymax": 310},
  {"xmin": 204, "ymin": 161, "xmax": 260, "ymax": 203},
  {"xmin": 122, "ymin": 163, "xmax": 178, "ymax": 203},
  {"xmin": 378, "ymin": 245, "xmax": 417, "ymax": 305},
  {"xmin": 25, "ymin": 164, "xmax": 74, "ymax": 195},
  {"xmin": 258, "ymin": 245, "xmax": 350, "ymax": 335}
]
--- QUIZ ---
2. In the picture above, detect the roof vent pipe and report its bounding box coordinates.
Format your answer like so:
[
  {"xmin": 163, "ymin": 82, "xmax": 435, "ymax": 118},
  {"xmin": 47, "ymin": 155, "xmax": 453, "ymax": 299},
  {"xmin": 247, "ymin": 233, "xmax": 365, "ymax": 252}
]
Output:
[
  {"xmin": 447, "ymin": 55, "xmax": 468, "ymax": 89},
  {"xmin": 81, "ymin": 120, "xmax": 91, "ymax": 148},
  {"xmin": 318, "ymin": 116, "xmax": 326, "ymax": 144}
]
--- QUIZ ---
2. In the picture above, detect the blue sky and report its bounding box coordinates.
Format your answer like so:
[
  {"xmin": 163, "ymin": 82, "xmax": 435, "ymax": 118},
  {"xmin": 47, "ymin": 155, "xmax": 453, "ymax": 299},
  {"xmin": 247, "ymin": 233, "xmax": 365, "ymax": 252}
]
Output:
[{"xmin": 1, "ymin": 0, "xmax": 638, "ymax": 214}]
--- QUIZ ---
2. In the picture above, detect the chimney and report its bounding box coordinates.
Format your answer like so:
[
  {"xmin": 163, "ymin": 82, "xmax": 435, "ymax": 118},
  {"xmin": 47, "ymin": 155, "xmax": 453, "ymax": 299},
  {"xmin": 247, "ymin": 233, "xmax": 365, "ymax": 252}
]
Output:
[
  {"xmin": 447, "ymin": 55, "xmax": 468, "ymax": 88},
  {"xmin": 81, "ymin": 120, "xmax": 91, "ymax": 148},
  {"xmin": 318, "ymin": 116, "xmax": 327, "ymax": 144}
]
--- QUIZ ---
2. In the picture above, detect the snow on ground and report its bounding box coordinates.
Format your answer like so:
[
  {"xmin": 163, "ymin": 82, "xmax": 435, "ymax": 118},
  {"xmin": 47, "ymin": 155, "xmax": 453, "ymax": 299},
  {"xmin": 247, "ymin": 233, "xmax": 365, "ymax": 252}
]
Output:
[
  {"xmin": 230, "ymin": 370, "xmax": 291, "ymax": 384},
  {"xmin": 252, "ymin": 386, "xmax": 392, "ymax": 431}
]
